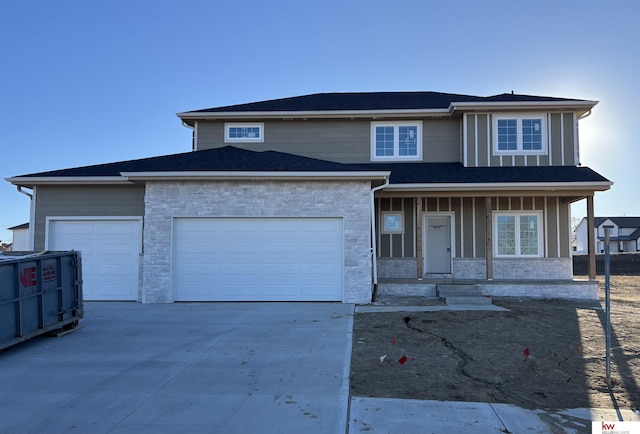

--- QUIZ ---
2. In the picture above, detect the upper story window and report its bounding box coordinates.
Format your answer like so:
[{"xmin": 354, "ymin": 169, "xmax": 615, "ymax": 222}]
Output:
[
  {"xmin": 225, "ymin": 123, "xmax": 264, "ymax": 143},
  {"xmin": 493, "ymin": 115, "xmax": 546, "ymax": 154},
  {"xmin": 371, "ymin": 121, "xmax": 422, "ymax": 161}
]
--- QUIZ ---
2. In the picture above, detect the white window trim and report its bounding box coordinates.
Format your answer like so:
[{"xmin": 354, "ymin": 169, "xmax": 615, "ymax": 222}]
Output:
[
  {"xmin": 370, "ymin": 121, "xmax": 423, "ymax": 161},
  {"xmin": 493, "ymin": 114, "xmax": 547, "ymax": 156},
  {"xmin": 224, "ymin": 123, "xmax": 264, "ymax": 143},
  {"xmin": 381, "ymin": 212, "xmax": 404, "ymax": 234},
  {"xmin": 493, "ymin": 210, "xmax": 543, "ymax": 258}
]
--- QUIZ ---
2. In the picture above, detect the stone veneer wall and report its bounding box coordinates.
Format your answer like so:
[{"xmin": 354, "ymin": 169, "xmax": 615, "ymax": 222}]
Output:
[
  {"xmin": 142, "ymin": 180, "xmax": 373, "ymax": 303},
  {"xmin": 376, "ymin": 258, "xmax": 418, "ymax": 279},
  {"xmin": 478, "ymin": 282, "xmax": 598, "ymax": 300},
  {"xmin": 453, "ymin": 257, "xmax": 573, "ymax": 280}
]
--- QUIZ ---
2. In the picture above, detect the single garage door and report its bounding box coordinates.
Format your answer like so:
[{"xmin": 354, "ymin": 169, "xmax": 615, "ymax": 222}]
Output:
[
  {"xmin": 47, "ymin": 218, "xmax": 142, "ymax": 301},
  {"xmin": 172, "ymin": 217, "xmax": 343, "ymax": 301}
]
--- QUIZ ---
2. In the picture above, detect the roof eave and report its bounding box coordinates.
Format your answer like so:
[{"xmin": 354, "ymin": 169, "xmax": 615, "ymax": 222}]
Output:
[
  {"xmin": 5, "ymin": 176, "xmax": 131, "ymax": 187},
  {"xmin": 449, "ymin": 100, "xmax": 598, "ymax": 115},
  {"xmin": 384, "ymin": 181, "xmax": 612, "ymax": 192},
  {"xmin": 120, "ymin": 171, "xmax": 391, "ymax": 181},
  {"xmin": 176, "ymin": 108, "xmax": 452, "ymax": 124}
]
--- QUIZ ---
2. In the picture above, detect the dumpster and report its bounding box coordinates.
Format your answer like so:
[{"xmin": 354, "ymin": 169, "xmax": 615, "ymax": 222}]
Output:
[{"xmin": 0, "ymin": 251, "xmax": 83, "ymax": 350}]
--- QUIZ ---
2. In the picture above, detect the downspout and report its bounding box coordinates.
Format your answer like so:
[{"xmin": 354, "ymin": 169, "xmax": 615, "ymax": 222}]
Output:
[
  {"xmin": 370, "ymin": 176, "xmax": 390, "ymax": 302},
  {"xmin": 17, "ymin": 185, "xmax": 32, "ymax": 199},
  {"xmin": 16, "ymin": 186, "xmax": 35, "ymax": 250},
  {"xmin": 575, "ymin": 110, "xmax": 592, "ymax": 167},
  {"xmin": 181, "ymin": 121, "xmax": 196, "ymax": 151}
]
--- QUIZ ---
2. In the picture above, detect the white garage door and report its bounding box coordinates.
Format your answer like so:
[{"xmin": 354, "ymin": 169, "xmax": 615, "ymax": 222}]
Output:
[
  {"xmin": 172, "ymin": 217, "xmax": 343, "ymax": 301},
  {"xmin": 47, "ymin": 219, "xmax": 142, "ymax": 301}
]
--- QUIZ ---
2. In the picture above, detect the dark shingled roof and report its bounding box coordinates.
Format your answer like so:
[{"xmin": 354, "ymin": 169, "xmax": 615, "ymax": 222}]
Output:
[
  {"xmin": 15, "ymin": 146, "xmax": 371, "ymax": 177},
  {"xmin": 15, "ymin": 146, "xmax": 610, "ymax": 186},
  {"xmin": 363, "ymin": 162, "xmax": 610, "ymax": 185},
  {"xmin": 8, "ymin": 223, "xmax": 29, "ymax": 230},
  {"xmin": 186, "ymin": 92, "xmax": 587, "ymax": 113},
  {"xmin": 594, "ymin": 217, "xmax": 640, "ymax": 228}
]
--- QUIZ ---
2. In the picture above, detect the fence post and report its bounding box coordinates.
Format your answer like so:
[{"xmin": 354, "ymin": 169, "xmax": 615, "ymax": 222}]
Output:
[{"xmin": 603, "ymin": 225, "xmax": 612, "ymax": 388}]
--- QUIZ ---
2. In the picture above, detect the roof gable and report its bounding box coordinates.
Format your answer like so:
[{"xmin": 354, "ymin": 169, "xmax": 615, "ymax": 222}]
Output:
[{"xmin": 596, "ymin": 217, "xmax": 640, "ymax": 228}]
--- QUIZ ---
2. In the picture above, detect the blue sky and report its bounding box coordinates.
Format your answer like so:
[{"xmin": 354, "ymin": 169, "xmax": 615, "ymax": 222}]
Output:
[{"xmin": 1, "ymin": 0, "xmax": 639, "ymax": 243}]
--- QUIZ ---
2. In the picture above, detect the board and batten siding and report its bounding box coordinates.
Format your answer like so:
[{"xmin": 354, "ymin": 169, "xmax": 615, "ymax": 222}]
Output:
[
  {"xmin": 196, "ymin": 118, "xmax": 461, "ymax": 163},
  {"xmin": 377, "ymin": 195, "xmax": 571, "ymax": 260},
  {"xmin": 33, "ymin": 185, "xmax": 145, "ymax": 250},
  {"xmin": 464, "ymin": 112, "xmax": 577, "ymax": 167}
]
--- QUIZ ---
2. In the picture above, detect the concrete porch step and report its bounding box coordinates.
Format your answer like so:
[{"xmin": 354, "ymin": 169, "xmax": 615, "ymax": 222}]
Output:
[
  {"xmin": 436, "ymin": 284, "xmax": 493, "ymax": 306},
  {"xmin": 436, "ymin": 284, "xmax": 481, "ymax": 297},
  {"xmin": 444, "ymin": 296, "xmax": 493, "ymax": 305}
]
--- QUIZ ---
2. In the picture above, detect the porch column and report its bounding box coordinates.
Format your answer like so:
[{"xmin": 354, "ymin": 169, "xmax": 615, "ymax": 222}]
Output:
[
  {"xmin": 485, "ymin": 197, "xmax": 493, "ymax": 280},
  {"xmin": 587, "ymin": 194, "xmax": 596, "ymax": 279},
  {"xmin": 416, "ymin": 197, "xmax": 423, "ymax": 278}
]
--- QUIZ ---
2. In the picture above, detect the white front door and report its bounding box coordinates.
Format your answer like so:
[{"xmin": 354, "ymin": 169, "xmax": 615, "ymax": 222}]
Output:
[{"xmin": 424, "ymin": 214, "xmax": 453, "ymax": 274}]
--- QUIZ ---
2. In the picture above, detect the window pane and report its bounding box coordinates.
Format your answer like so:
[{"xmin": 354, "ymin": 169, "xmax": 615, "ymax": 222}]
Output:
[
  {"xmin": 375, "ymin": 126, "xmax": 395, "ymax": 156},
  {"xmin": 497, "ymin": 119, "xmax": 518, "ymax": 151},
  {"xmin": 519, "ymin": 215, "xmax": 539, "ymax": 255},
  {"xmin": 399, "ymin": 125, "xmax": 418, "ymax": 156},
  {"xmin": 229, "ymin": 126, "xmax": 260, "ymax": 139},
  {"xmin": 497, "ymin": 215, "xmax": 516, "ymax": 255},
  {"xmin": 522, "ymin": 119, "xmax": 542, "ymax": 150}
]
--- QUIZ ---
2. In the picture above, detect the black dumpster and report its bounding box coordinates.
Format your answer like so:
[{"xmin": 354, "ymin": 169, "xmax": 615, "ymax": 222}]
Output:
[{"xmin": 0, "ymin": 251, "xmax": 83, "ymax": 350}]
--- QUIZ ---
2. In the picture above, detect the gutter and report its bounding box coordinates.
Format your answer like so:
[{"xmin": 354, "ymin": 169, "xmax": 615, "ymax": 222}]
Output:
[
  {"xmin": 370, "ymin": 176, "xmax": 390, "ymax": 302},
  {"xmin": 6, "ymin": 176, "xmax": 130, "ymax": 186},
  {"xmin": 120, "ymin": 171, "xmax": 390, "ymax": 182},
  {"xmin": 380, "ymin": 181, "xmax": 613, "ymax": 192},
  {"xmin": 176, "ymin": 108, "xmax": 450, "ymax": 122}
]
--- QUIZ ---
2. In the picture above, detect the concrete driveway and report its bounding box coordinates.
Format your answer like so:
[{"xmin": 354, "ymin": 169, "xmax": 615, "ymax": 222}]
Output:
[{"xmin": 0, "ymin": 302, "xmax": 354, "ymax": 434}]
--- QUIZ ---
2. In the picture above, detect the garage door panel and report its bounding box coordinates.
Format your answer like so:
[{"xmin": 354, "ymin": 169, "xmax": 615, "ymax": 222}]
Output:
[
  {"xmin": 173, "ymin": 217, "xmax": 343, "ymax": 301},
  {"xmin": 97, "ymin": 284, "xmax": 135, "ymax": 297},
  {"xmin": 98, "ymin": 221, "xmax": 137, "ymax": 234},
  {"xmin": 48, "ymin": 219, "xmax": 141, "ymax": 301},
  {"xmin": 98, "ymin": 264, "xmax": 135, "ymax": 276},
  {"xmin": 98, "ymin": 243, "xmax": 137, "ymax": 255}
]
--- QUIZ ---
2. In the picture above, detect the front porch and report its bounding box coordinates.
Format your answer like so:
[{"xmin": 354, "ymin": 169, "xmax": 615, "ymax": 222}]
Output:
[
  {"xmin": 372, "ymin": 193, "xmax": 603, "ymax": 301},
  {"xmin": 375, "ymin": 276, "xmax": 599, "ymax": 302}
]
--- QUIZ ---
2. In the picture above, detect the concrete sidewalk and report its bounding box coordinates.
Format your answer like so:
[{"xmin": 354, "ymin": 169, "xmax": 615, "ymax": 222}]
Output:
[
  {"xmin": 348, "ymin": 396, "xmax": 640, "ymax": 433},
  {"xmin": 0, "ymin": 302, "xmax": 354, "ymax": 434}
]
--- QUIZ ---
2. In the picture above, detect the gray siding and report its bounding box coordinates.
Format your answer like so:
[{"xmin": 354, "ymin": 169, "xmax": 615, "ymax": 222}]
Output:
[
  {"xmin": 464, "ymin": 112, "xmax": 577, "ymax": 167},
  {"xmin": 196, "ymin": 118, "xmax": 461, "ymax": 164},
  {"xmin": 377, "ymin": 195, "xmax": 570, "ymax": 260},
  {"xmin": 563, "ymin": 113, "xmax": 576, "ymax": 165},
  {"xmin": 377, "ymin": 197, "xmax": 415, "ymax": 258},
  {"xmin": 34, "ymin": 185, "xmax": 145, "ymax": 249}
]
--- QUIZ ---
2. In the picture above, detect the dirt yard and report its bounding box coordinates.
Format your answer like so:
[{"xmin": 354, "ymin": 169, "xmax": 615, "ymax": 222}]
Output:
[{"xmin": 350, "ymin": 276, "xmax": 640, "ymax": 411}]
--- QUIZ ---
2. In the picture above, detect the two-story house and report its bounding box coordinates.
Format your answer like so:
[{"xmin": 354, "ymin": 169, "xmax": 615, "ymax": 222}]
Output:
[
  {"xmin": 574, "ymin": 217, "xmax": 640, "ymax": 254},
  {"xmin": 6, "ymin": 92, "xmax": 611, "ymax": 303}
]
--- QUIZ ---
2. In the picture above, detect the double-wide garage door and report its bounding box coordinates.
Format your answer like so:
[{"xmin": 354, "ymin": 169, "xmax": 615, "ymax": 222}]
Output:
[
  {"xmin": 47, "ymin": 219, "xmax": 142, "ymax": 301},
  {"xmin": 172, "ymin": 217, "xmax": 344, "ymax": 301}
]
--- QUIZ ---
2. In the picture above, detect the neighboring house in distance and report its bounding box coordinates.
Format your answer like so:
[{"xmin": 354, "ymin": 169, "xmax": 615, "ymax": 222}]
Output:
[
  {"xmin": 574, "ymin": 217, "xmax": 640, "ymax": 254},
  {"xmin": 8, "ymin": 223, "xmax": 30, "ymax": 251},
  {"xmin": 5, "ymin": 91, "xmax": 612, "ymax": 303}
]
